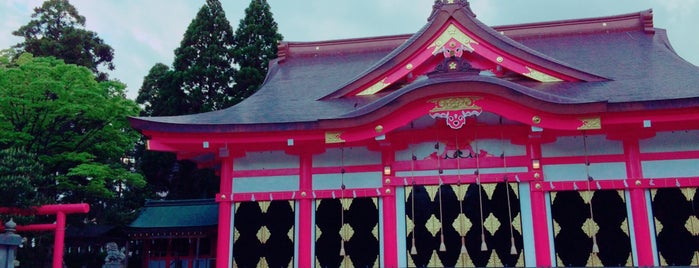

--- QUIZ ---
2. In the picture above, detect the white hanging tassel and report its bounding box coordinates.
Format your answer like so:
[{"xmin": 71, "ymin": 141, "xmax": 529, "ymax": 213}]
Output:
[
  {"xmin": 340, "ymin": 241, "xmax": 346, "ymax": 256},
  {"xmin": 510, "ymin": 237, "xmax": 517, "ymax": 255},
  {"xmin": 439, "ymin": 234, "xmax": 446, "ymax": 252},
  {"xmin": 480, "ymin": 234, "xmax": 488, "ymax": 251},
  {"xmin": 460, "ymin": 237, "xmax": 467, "ymax": 253},
  {"xmin": 591, "ymin": 235, "xmax": 600, "ymax": 253},
  {"xmin": 410, "ymin": 238, "xmax": 418, "ymax": 255}
]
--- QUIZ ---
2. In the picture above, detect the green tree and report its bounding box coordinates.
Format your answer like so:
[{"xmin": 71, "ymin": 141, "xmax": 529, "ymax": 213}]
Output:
[
  {"xmin": 0, "ymin": 147, "xmax": 50, "ymax": 209},
  {"xmin": 0, "ymin": 54, "xmax": 144, "ymax": 224},
  {"xmin": 173, "ymin": 0, "xmax": 237, "ymax": 113},
  {"xmin": 136, "ymin": 63, "xmax": 188, "ymax": 117},
  {"xmin": 12, "ymin": 0, "xmax": 115, "ymax": 81},
  {"xmin": 233, "ymin": 0, "xmax": 283, "ymax": 100}
]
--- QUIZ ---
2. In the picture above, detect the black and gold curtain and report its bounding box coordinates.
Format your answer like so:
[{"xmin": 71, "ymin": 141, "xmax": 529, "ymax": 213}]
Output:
[
  {"xmin": 651, "ymin": 187, "xmax": 699, "ymax": 266},
  {"xmin": 233, "ymin": 200, "xmax": 295, "ymax": 268},
  {"xmin": 315, "ymin": 197, "xmax": 380, "ymax": 268},
  {"xmin": 550, "ymin": 190, "xmax": 632, "ymax": 267},
  {"xmin": 406, "ymin": 183, "xmax": 524, "ymax": 267}
]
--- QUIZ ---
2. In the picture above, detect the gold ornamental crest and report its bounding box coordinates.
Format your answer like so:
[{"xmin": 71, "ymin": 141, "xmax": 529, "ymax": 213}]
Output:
[{"xmin": 429, "ymin": 96, "xmax": 482, "ymax": 112}]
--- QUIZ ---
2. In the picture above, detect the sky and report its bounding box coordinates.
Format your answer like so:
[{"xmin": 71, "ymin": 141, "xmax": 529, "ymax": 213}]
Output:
[{"xmin": 1, "ymin": 0, "xmax": 698, "ymax": 100}]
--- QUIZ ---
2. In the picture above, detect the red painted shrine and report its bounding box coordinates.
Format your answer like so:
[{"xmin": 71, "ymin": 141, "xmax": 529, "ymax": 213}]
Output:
[{"xmin": 129, "ymin": 1, "xmax": 699, "ymax": 267}]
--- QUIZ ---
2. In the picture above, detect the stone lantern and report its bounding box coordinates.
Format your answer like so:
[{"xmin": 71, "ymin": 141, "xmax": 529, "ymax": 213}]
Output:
[{"xmin": 0, "ymin": 219, "xmax": 22, "ymax": 268}]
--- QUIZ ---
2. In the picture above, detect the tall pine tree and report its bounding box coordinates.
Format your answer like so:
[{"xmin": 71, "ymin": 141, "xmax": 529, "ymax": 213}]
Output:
[
  {"xmin": 13, "ymin": 0, "xmax": 115, "ymax": 81},
  {"xmin": 233, "ymin": 0, "xmax": 283, "ymax": 101},
  {"xmin": 172, "ymin": 0, "xmax": 237, "ymax": 114}
]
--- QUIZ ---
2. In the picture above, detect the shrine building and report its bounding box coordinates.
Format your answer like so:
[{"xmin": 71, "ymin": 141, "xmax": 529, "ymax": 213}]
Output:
[{"xmin": 129, "ymin": 1, "xmax": 699, "ymax": 267}]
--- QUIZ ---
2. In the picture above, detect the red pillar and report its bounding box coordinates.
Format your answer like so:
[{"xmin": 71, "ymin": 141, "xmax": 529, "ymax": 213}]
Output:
[
  {"xmin": 527, "ymin": 136, "xmax": 552, "ymax": 267},
  {"xmin": 298, "ymin": 152, "xmax": 314, "ymax": 267},
  {"xmin": 382, "ymin": 149, "xmax": 398, "ymax": 267},
  {"xmin": 216, "ymin": 157, "xmax": 234, "ymax": 268},
  {"xmin": 623, "ymin": 138, "xmax": 654, "ymax": 266},
  {"xmin": 53, "ymin": 211, "xmax": 66, "ymax": 268}
]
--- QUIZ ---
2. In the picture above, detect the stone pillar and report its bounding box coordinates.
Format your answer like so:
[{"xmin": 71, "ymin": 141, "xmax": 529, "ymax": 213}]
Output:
[{"xmin": 0, "ymin": 219, "xmax": 22, "ymax": 268}]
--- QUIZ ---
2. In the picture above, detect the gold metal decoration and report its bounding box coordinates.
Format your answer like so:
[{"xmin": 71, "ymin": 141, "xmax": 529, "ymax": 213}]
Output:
[
  {"xmin": 482, "ymin": 183, "xmax": 497, "ymax": 200},
  {"xmin": 578, "ymin": 117, "xmax": 602, "ymax": 130},
  {"xmin": 258, "ymin": 257, "xmax": 269, "ymax": 268},
  {"xmin": 288, "ymin": 224, "xmax": 295, "ymax": 242},
  {"xmin": 234, "ymin": 227, "xmax": 240, "ymax": 242},
  {"xmin": 484, "ymin": 213, "xmax": 502, "ymax": 235},
  {"xmin": 654, "ymin": 218, "xmax": 664, "ymax": 234},
  {"xmin": 325, "ymin": 131, "xmax": 345, "ymax": 144},
  {"xmin": 428, "ymin": 250, "xmax": 445, "ymax": 267},
  {"xmin": 532, "ymin": 116, "xmax": 541, "ymax": 124},
  {"xmin": 496, "ymin": 56, "xmax": 504, "ymax": 63},
  {"xmin": 586, "ymin": 251, "xmax": 602, "ymax": 267},
  {"xmin": 524, "ymin": 67, "xmax": 563, "ymax": 82},
  {"xmin": 581, "ymin": 191, "xmax": 593, "ymax": 204},
  {"xmin": 375, "ymin": 125, "xmax": 383, "ymax": 133},
  {"xmin": 553, "ymin": 219, "xmax": 561, "ymax": 236},
  {"xmin": 452, "ymin": 213, "xmax": 473, "ymax": 237},
  {"xmin": 406, "ymin": 63, "xmax": 413, "ymax": 70},
  {"xmin": 512, "ymin": 214, "xmax": 522, "ymax": 233},
  {"xmin": 509, "ymin": 183, "xmax": 519, "ymax": 198},
  {"xmin": 339, "ymin": 224, "xmax": 354, "ymax": 241},
  {"xmin": 406, "ymin": 217, "xmax": 415, "ymax": 237},
  {"xmin": 428, "ymin": 24, "xmax": 479, "ymax": 55},
  {"xmin": 259, "ymin": 201, "xmax": 270, "ymax": 213},
  {"xmin": 685, "ymin": 216, "xmax": 699, "ymax": 236},
  {"xmin": 357, "ymin": 78, "xmax": 391, "ymax": 95},
  {"xmin": 489, "ymin": 250, "xmax": 504, "ymax": 267},
  {"xmin": 582, "ymin": 218, "xmax": 600, "ymax": 238},
  {"xmin": 659, "ymin": 254, "xmax": 668, "ymax": 266},
  {"xmin": 425, "ymin": 186, "xmax": 439, "ymax": 201},
  {"xmin": 621, "ymin": 218, "xmax": 629, "ymax": 235},
  {"xmin": 557, "ymin": 254, "xmax": 565, "ymax": 267},
  {"xmin": 372, "ymin": 225, "xmax": 379, "ymax": 239},
  {"xmin": 429, "ymin": 96, "xmax": 482, "ymax": 112},
  {"xmin": 257, "ymin": 226, "xmax": 270, "ymax": 244},
  {"xmin": 315, "ymin": 225, "xmax": 322, "ymax": 238},
  {"xmin": 426, "ymin": 214, "xmax": 442, "ymax": 237},
  {"xmin": 341, "ymin": 198, "xmax": 351, "ymax": 210},
  {"xmin": 682, "ymin": 187, "xmax": 697, "ymax": 201}
]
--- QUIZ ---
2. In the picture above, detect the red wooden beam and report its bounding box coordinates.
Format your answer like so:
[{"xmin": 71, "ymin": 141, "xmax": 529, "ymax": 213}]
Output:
[{"xmin": 0, "ymin": 203, "xmax": 90, "ymax": 268}]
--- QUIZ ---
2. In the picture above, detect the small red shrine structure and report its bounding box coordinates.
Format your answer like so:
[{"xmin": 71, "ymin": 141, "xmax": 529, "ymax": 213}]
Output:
[{"xmin": 130, "ymin": 1, "xmax": 699, "ymax": 267}]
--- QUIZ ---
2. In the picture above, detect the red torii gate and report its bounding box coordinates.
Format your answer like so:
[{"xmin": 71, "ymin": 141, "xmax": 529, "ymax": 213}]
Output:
[{"xmin": 0, "ymin": 203, "xmax": 90, "ymax": 268}]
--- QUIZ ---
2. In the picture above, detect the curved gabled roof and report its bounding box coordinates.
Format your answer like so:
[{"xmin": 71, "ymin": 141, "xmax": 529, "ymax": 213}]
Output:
[{"xmin": 130, "ymin": 4, "xmax": 699, "ymax": 134}]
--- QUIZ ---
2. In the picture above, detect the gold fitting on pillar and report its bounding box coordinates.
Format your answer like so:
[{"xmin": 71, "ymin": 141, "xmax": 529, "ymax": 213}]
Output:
[
  {"xmin": 385, "ymin": 188, "xmax": 391, "ymax": 194},
  {"xmin": 301, "ymin": 191, "xmax": 307, "ymax": 198},
  {"xmin": 383, "ymin": 166, "xmax": 392, "ymax": 176},
  {"xmin": 534, "ymin": 172, "xmax": 541, "ymax": 179},
  {"xmin": 532, "ymin": 116, "xmax": 541, "ymax": 124},
  {"xmin": 220, "ymin": 194, "xmax": 226, "ymax": 199},
  {"xmin": 385, "ymin": 178, "xmax": 391, "ymax": 184},
  {"xmin": 635, "ymin": 180, "xmax": 642, "ymax": 186},
  {"xmin": 535, "ymin": 183, "xmax": 542, "ymax": 190}
]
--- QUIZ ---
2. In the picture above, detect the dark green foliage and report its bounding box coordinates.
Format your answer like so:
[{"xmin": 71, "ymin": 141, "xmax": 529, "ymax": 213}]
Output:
[
  {"xmin": 233, "ymin": 0, "xmax": 283, "ymax": 100},
  {"xmin": 12, "ymin": 0, "xmax": 115, "ymax": 81},
  {"xmin": 0, "ymin": 147, "xmax": 50, "ymax": 208},
  {"xmin": 173, "ymin": 0, "xmax": 237, "ymax": 113},
  {"xmin": 136, "ymin": 63, "xmax": 187, "ymax": 117}
]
